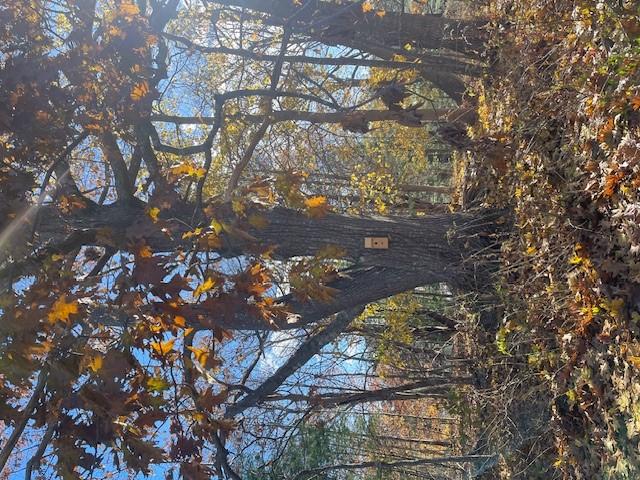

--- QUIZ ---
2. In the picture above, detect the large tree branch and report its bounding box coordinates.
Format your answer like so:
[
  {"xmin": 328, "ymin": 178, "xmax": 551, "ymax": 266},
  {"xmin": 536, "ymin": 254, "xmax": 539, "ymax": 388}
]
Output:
[
  {"xmin": 152, "ymin": 107, "xmax": 449, "ymax": 127},
  {"xmin": 99, "ymin": 132, "xmax": 134, "ymax": 201},
  {"xmin": 260, "ymin": 377, "xmax": 470, "ymax": 408},
  {"xmin": 223, "ymin": 29, "xmax": 290, "ymax": 200},
  {"xmin": 164, "ymin": 32, "xmax": 469, "ymax": 72},
  {"xmin": 225, "ymin": 307, "xmax": 362, "ymax": 417},
  {"xmin": 291, "ymin": 454, "xmax": 495, "ymax": 480},
  {"xmin": 87, "ymin": 266, "xmax": 440, "ymax": 331},
  {"xmin": 0, "ymin": 367, "xmax": 48, "ymax": 474}
]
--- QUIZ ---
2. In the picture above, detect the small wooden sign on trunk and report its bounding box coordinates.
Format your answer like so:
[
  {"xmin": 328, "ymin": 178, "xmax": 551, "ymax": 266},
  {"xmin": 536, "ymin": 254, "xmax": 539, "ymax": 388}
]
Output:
[{"xmin": 364, "ymin": 236, "xmax": 389, "ymax": 249}]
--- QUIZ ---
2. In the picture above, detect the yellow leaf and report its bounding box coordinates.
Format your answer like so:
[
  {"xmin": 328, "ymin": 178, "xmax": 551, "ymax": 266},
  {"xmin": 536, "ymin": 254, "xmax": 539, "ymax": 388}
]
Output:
[
  {"xmin": 210, "ymin": 219, "xmax": 225, "ymax": 235},
  {"xmin": 304, "ymin": 196, "xmax": 330, "ymax": 218},
  {"xmin": 174, "ymin": 315, "xmax": 186, "ymax": 327},
  {"xmin": 362, "ymin": 1, "xmax": 373, "ymax": 12},
  {"xmin": 305, "ymin": 196, "xmax": 327, "ymax": 209},
  {"xmin": 194, "ymin": 277, "xmax": 216, "ymax": 297},
  {"xmin": 148, "ymin": 207, "xmax": 160, "ymax": 222},
  {"xmin": 47, "ymin": 295, "xmax": 79, "ymax": 325},
  {"xmin": 375, "ymin": 10, "xmax": 385, "ymax": 17},
  {"xmin": 183, "ymin": 327, "xmax": 194, "ymax": 337},
  {"xmin": 146, "ymin": 376, "xmax": 169, "ymax": 392},
  {"xmin": 569, "ymin": 255, "xmax": 583, "ymax": 265},
  {"xmin": 130, "ymin": 81, "xmax": 149, "ymax": 102},
  {"xmin": 139, "ymin": 245, "xmax": 153, "ymax": 258},
  {"xmin": 150, "ymin": 339, "xmax": 175, "ymax": 356},
  {"xmin": 232, "ymin": 198, "xmax": 246, "ymax": 216},
  {"xmin": 169, "ymin": 163, "xmax": 206, "ymax": 178},
  {"xmin": 182, "ymin": 227, "xmax": 202, "ymax": 239},
  {"xmin": 187, "ymin": 346, "xmax": 209, "ymax": 368},
  {"xmin": 88, "ymin": 355, "xmax": 103, "ymax": 373},
  {"xmin": 120, "ymin": 2, "xmax": 140, "ymax": 17},
  {"xmin": 628, "ymin": 355, "xmax": 640, "ymax": 369}
]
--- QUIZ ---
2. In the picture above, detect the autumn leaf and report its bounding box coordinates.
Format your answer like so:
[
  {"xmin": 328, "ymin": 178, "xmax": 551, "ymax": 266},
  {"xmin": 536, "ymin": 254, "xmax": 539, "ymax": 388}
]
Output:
[
  {"xmin": 130, "ymin": 81, "xmax": 150, "ymax": 102},
  {"xmin": 232, "ymin": 198, "xmax": 246, "ymax": 216},
  {"xmin": 89, "ymin": 357, "xmax": 104, "ymax": 374},
  {"xmin": 194, "ymin": 277, "xmax": 216, "ymax": 298},
  {"xmin": 119, "ymin": 2, "xmax": 140, "ymax": 17},
  {"xmin": 376, "ymin": 10, "xmax": 386, "ymax": 17},
  {"xmin": 210, "ymin": 219, "xmax": 225, "ymax": 235},
  {"xmin": 186, "ymin": 346, "xmax": 209, "ymax": 368},
  {"xmin": 362, "ymin": 1, "xmax": 374, "ymax": 13},
  {"xmin": 304, "ymin": 195, "xmax": 330, "ymax": 218},
  {"xmin": 168, "ymin": 163, "xmax": 206, "ymax": 179},
  {"xmin": 182, "ymin": 227, "xmax": 202, "ymax": 239},
  {"xmin": 628, "ymin": 355, "xmax": 640, "ymax": 369},
  {"xmin": 148, "ymin": 207, "xmax": 160, "ymax": 222},
  {"xmin": 146, "ymin": 376, "xmax": 169, "ymax": 392},
  {"xmin": 200, "ymin": 387, "xmax": 228, "ymax": 411},
  {"xmin": 84, "ymin": 355, "xmax": 103, "ymax": 373},
  {"xmin": 47, "ymin": 295, "xmax": 79, "ymax": 325},
  {"xmin": 139, "ymin": 245, "xmax": 153, "ymax": 258},
  {"xmin": 631, "ymin": 96, "xmax": 640, "ymax": 111},
  {"xmin": 150, "ymin": 339, "xmax": 175, "ymax": 356}
]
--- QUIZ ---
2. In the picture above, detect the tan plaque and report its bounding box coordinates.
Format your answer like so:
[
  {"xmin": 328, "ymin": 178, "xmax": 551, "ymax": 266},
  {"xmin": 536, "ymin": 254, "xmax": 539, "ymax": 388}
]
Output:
[{"xmin": 364, "ymin": 237, "xmax": 389, "ymax": 249}]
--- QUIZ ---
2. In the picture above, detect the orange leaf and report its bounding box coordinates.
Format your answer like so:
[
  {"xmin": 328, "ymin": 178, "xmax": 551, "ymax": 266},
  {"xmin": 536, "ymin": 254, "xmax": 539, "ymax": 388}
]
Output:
[
  {"xmin": 628, "ymin": 355, "xmax": 640, "ymax": 369},
  {"xmin": 194, "ymin": 277, "xmax": 216, "ymax": 298},
  {"xmin": 130, "ymin": 81, "xmax": 150, "ymax": 102},
  {"xmin": 150, "ymin": 339, "xmax": 175, "ymax": 356},
  {"xmin": 187, "ymin": 346, "xmax": 209, "ymax": 368},
  {"xmin": 362, "ymin": 1, "xmax": 374, "ymax": 12},
  {"xmin": 120, "ymin": 2, "xmax": 140, "ymax": 17},
  {"xmin": 182, "ymin": 227, "xmax": 202, "ymax": 239},
  {"xmin": 47, "ymin": 295, "xmax": 79, "ymax": 325},
  {"xmin": 304, "ymin": 195, "xmax": 330, "ymax": 218}
]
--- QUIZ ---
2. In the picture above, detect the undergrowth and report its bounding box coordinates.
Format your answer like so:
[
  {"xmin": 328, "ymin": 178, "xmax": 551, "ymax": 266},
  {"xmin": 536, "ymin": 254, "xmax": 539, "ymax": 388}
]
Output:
[{"xmin": 458, "ymin": 1, "xmax": 640, "ymax": 478}]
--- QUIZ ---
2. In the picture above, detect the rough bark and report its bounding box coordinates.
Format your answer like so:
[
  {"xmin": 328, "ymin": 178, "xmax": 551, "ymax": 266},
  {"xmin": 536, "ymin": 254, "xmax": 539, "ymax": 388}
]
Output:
[
  {"xmin": 215, "ymin": 0, "xmax": 483, "ymax": 53},
  {"xmin": 213, "ymin": 0, "xmax": 485, "ymax": 102},
  {"xmin": 6, "ymin": 200, "xmax": 500, "ymax": 330},
  {"xmin": 151, "ymin": 108, "xmax": 450, "ymax": 128}
]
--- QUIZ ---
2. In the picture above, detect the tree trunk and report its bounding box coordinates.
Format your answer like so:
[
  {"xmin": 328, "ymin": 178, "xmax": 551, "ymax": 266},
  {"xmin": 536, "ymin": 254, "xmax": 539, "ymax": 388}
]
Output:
[
  {"xmin": 216, "ymin": 0, "xmax": 484, "ymax": 53},
  {"xmin": 8, "ymin": 201, "xmax": 501, "ymax": 330},
  {"xmin": 214, "ymin": 0, "xmax": 485, "ymax": 102}
]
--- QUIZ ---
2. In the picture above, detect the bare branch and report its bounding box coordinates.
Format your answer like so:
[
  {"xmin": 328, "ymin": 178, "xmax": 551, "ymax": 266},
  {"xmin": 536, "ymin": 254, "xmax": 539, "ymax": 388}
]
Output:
[
  {"xmin": 0, "ymin": 367, "xmax": 48, "ymax": 474},
  {"xmin": 225, "ymin": 307, "xmax": 362, "ymax": 417}
]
